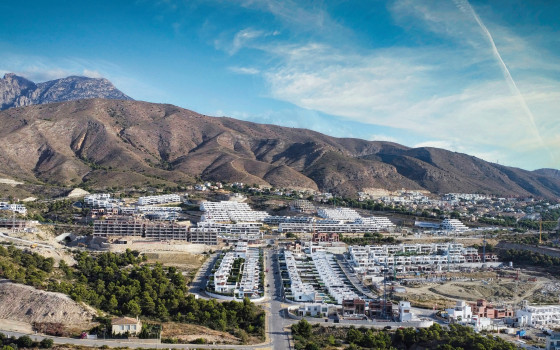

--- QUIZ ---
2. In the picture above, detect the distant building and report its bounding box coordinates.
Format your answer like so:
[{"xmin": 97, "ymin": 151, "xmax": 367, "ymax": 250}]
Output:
[
  {"xmin": 440, "ymin": 219, "xmax": 469, "ymax": 233},
  {"xmin": 312, "ymin": 232, "xmax": 339, "ymax": 243},
  {"xmin": 137, "ymin": 194, "xmax": 181, "ymax": 206},
  {"xmin": 289, "ymin": 200, "xmax": 316, "ymax": 214},
  {"xmin": 93, "ymin": 219, "xmax": 217, "ymax": 245},
  {"xmin": 0, "ymin": 202, "xmax": 27, "ymax": 215}
]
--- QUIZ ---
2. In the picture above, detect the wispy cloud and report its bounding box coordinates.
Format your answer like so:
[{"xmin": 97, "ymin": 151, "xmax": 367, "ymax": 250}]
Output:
[
  {"xmin": 218, "ymin": 0, "xmax": 560, "ymax": 169},
  {"xmin": 229, "ymin": 66, "xmax": 260, "ymax": 75}
]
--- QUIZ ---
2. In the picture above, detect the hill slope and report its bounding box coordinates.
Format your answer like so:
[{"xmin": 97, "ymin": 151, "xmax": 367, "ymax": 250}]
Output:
[
  {"xmin": 0, "ymin": 73, "xmax": 132, "ymax": 110},
  {"xmin": 0, "ymin": 99, "xmax": 559, "ymax": 198}
]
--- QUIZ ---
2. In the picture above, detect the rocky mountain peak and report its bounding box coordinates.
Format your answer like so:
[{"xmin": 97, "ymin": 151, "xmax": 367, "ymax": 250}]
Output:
[{"xmin": 0, "ymin": 73, "xmax": 132, "ymax": 110}]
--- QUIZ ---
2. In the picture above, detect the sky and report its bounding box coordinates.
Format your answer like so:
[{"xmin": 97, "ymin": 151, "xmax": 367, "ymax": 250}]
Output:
[{"xmin": 1, "ymin": 0, "xmax": 559, "ymax": 170}]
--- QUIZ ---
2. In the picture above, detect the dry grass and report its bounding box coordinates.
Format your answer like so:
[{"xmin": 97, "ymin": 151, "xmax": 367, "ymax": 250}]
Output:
[{"xmin": 161, "ymin": 322, "xmax": 240, "ymax": 344}]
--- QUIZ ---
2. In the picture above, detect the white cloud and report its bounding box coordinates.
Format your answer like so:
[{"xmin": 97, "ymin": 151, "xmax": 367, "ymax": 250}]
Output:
[
  {"xmin": 229, "ymin": 66, "xmax": 260, "ymax": 75},
  {"xmin": 370, "ymin": 134, "xmax": 400, "ymax": 143},
  {"xmin": 82, "ymin": 69, "xmax": 104, "ymax": 78}
]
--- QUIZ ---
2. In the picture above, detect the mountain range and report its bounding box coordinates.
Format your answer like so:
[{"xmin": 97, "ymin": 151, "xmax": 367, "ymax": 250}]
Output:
[
  {"xmin": 0, "ymin": 94, "xmax": 559, "ymax": 199},
  {"xmin": 0, "ymin": 73, "xmax": 132, "ymax": 110}
]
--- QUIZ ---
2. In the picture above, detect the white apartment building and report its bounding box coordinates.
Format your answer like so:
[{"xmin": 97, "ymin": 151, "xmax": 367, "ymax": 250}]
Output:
[
  {"xmin": 238, "ymin": 247, "xmax": 261, "ymax": 299},
  {"xmin": 200, "ymin": 201, "xmax": 269, "ymax": 223},
  {"xmin": 214, "ymin": 252, "xmax": 236, "ymax": 293},
  {"xmin": 137, "ymin": 194, "xmax": 181, "ymax": 205},
  {"xmin": 136, "ymin": 206, "xmax": 182, "ymax": 213},
  {"xmin": 264, "ymin": 216, "xmax": 314, "ymax": 225},
  {"xmin": 317, "ymin": 207, "xmax": 361, "ymax": 221},
  {"xmin": 84, "ymin": 193, "xmax": 117, "ymax": 209},
  {"xmin": 312, "ymin": 252, "xmax": 358, "ymax": 304},
  {"xmin": 279, "ymin": 222, "xmax": 383, "ymax": 234},
  {"xmin": 349, "ymin": 243, "xmax": 476, "ymax": 274},
  {"xmin": 440, "ymin": 219, "xmax": 469, "ymax": 233},
  {"xmin": 284, "ymin": 251, "xmax": 316, "ymax": 302},
  {"xmin": 353, "ymin": 216, "xmax": 396, "ymax": 230},
  {"xmin": 517, "ymin": 301, "xmax": 560, "ymax": 327}
]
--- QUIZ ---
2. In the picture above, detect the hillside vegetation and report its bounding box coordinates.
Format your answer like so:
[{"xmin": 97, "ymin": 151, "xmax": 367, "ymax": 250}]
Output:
[
  {"xmin": 0, "ymin": 246, "xmax": 264, "ymax": 340},
  {"xmin": 292, "ymin": 320, "xmax": 517, "ymax": 350}
]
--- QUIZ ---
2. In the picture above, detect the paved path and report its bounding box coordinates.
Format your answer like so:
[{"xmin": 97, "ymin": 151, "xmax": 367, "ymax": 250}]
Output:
[{"xmin": 188, "ymin": 251, "xmax": 219, "ymax": 299}]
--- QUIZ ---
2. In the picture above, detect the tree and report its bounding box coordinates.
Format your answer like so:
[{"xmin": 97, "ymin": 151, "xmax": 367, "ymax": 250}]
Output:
[
  {"xmin": 17, "ymin": 335, "xmax": 33, "ymax": 348},
  {"xmin": 107, "ymin": 295, "xmax": 119, "ymax": 312},
  {"xmin": 125, "ymin": 300, "xmax": 141, "ymax": 317},
  {"xmin": 39, "ymin": 338, "xmax": 54, "ymax": 349}
]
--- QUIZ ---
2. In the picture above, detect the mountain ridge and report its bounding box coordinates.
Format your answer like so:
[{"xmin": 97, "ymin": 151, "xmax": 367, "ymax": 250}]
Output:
[
  {"xmin": 0, "ymin": 73, "xmax": 132, "ymax": 110},
  {"xmin": 0, "ymin": 98, "xmax": 559, "ymax": 199}
]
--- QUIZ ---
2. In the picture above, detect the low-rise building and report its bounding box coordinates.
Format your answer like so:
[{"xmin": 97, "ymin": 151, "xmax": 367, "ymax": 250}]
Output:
[
  {"xmin": 111, "ymin": 317, "xmax": 142, "ymax": 335},
  {"xmin": 399, "ymin": 301, "xmax": 413, "ymax": 321},
  {"xmin": 296, "ymin": 304, "xmax": 330, "ymax": 317},
  {"xmin": 517, "ymin": 301, "xmax": 560, "ymax": 327},
  {"xmin": 137, "ymin": 194, "xmax": 181, "ymax": 205},
  {"xmin": 546, "ymin": 332, "xmax": 560, "ymax": 350},
  {"xmin": 446, "ymin": 300, "xmax": 472, "ymax": 323}
]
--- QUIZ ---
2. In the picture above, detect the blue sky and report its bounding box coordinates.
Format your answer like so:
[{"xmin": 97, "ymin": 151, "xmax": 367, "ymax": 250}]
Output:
[{"xmin": 1, "ymin": 0, "xmax": 559, "ymax": 170}]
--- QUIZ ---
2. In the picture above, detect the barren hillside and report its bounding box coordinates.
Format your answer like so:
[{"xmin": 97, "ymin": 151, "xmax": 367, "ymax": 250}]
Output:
[
  {"xmin": 0, "ymin": 99, "xmax": 559, "ymax": 198},
  {"xmin": 0, "ymin": 280, "xmax": 95, "ymax": 329}
]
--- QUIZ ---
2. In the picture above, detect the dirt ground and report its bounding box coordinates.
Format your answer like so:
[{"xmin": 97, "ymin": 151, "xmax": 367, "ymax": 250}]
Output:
[
  {"xmin": 144, "ymin": 252, "xmax": 207, "ymax": 273},
  {"xmin": 161, "ymin": 322, "xmax": 241, "ymax": 344},
  {"xmin": 0, "ymin": 227, "xmax": 77, "ymax": 266},
  {"xmin": 108, "ymin": 240, "xmax": 223, "ymax": 255},
  {"xmin": 0, "ymin": 280, "xmax": 97, "ymax": 331},
  {"xmin": 400, "ymin": 269, "xmax": 558, "ymax": 309}
]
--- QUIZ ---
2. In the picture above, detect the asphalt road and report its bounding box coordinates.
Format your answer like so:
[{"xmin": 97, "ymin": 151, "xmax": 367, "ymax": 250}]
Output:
[
  {"xmin": 266, "ymin": 249, "xmax": 292, "ymax": 350},
  {"xmin": 0, "ymin": 329, "xmax": 277, "ymax": 349},
  {"xmin": 188, "ymin": 251, "xmax": 219, "ymax": 298}
]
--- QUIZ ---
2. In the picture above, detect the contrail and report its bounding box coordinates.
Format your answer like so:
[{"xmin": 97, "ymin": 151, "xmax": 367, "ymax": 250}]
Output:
[{"xmin": 453, "ymin": 0, "xmax": 545, "ymax": 146}]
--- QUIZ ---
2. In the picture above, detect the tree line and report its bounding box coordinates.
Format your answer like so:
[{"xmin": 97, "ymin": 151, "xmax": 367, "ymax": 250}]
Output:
[{"xmin": 292, "ymin": 321, "xmax": 517, "ymax": 350}]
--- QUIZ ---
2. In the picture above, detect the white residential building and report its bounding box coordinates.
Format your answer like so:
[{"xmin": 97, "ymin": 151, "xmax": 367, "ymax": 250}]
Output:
[
  {"xmin": 214, "ymin": 252, "xmax": 236, "ymax": 293},
  {"xmin": 446, "ymin": 301, "xmax": 472, "ymax": 323},
  {"xmin": 284, "ymin": 251, "xmax": 316, "ymax": 302},
  {"xmin": 440, "ymin": 219, "xmax": 469, "ymax": 233},
  {"xmin": 517, "ymin": 301, "xmax": 560, "ymax": 327},
  {"xmin": 200, "ymin": 201, "xmax": 269, "ymax": 223},
  {"xmin": 137, "ymin": 194, "xmax": 181, "ymax": 205},
  {"xmin": 317, "ymin": 207, "xmax": 361, "ymax": 222},
  {"xmin": 399, "ymin": 301, "xmax": 413, "ymax": 321},
  {"xmin": 312, "ymin": 252, "xmax": 358, "ymax": 304},
  {"xmin": 238, "ymin": 247, "xmax": 261, "ymax": 299}
]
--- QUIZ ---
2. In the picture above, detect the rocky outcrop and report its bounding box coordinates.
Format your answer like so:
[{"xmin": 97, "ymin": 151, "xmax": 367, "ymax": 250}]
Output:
[{"xmin": 0, "ymin": 73, "xmax": 132, "ymax": 110}]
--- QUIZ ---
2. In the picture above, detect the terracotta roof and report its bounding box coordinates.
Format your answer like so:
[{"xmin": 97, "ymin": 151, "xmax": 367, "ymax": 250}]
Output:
[{"xmin": 111, "ymin": 317, "xmax": 140, "ymax": 325}]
